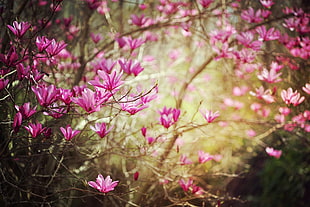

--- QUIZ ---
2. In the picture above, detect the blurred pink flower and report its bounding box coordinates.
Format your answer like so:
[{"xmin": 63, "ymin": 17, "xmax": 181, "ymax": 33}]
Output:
[
  {"xmin": 265, "ymin": 147, "xmax": 282, "ymax": 158},
  {"xmin": 302, "ymin": 83, "xmax": 310, "ymax": 94},
  {"xmin": 279, "ymin": 107, "xmax": 291, "ymax": 116},
  {"xmin": 236, "ymin": 31, "xmax": 262, "ymax": 51},
  {"xmin": 246, "ymin": 129, "xmax": 256, "ymax": 137},
  {"xmin": 256, "ymin": 25, "xmax": 280, "ymax": 41},
  {"xmin": 179, "ymin": 179, "xmax": 193, "ymax": 192},
  {"xmin": 133, "ymin": 171, "xmax": 139, "ymax": 181},
  {"xmin": 250, "ymin": 86, "xmax": 275, "ymax": 103},
  {"xmin": 0, "ymin": 78, "xmax": 9, "ymax": 90},
  {"xmin": 88, "ymin": 175, "xmax": 119, "ymax": 193},
  {"xmin": 198, "ymin": 0, "xmax": 213, "ymax": 8},
  {"xmin": 260, "ymin": 0, "xmax": 274, "ymax": 8},
  {"xmin": 180, "ymin": 154, "xmax": 193, "ymax": 165},
  {"xmin": 198, "ymin": 150, "xmax": 213, "ymax": 163},
  {"xmin": 241, "ymin": 8, "xmax": 263, "ymax": 23}
]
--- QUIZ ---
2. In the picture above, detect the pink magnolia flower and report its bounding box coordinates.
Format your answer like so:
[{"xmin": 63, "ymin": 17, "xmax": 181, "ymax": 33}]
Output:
[
  {"xmin": 213, "ymin": 42, "xmax": 234, "ymax": 60},
  {"xmin": 279, "ymin": 107, "xmax": 291, "ymax": 116},
  {"xmin": 179, "ymin": 179, "xmax": 193, "ymax": 192},
  {"xmin": 118, "ymin": 59, "xmax": 144, "ymax": 76},
  {"xmin": 90, "ymin": 122, "xmax": 113, "ymax": 138},
  {"xmin": 250, "ymin": 102, "xmax": 262, "ymax": 112},
  {"xmin": 249, "ymin": 86, "xmax": 275, "ymax": 103},
  {"xmin": 265, "ymin": 147, "xmax": 282, "ymax": 158},
  {"xmin": 198, "ymin": 0, "xmax": 213, "ymax": 8},
  {"xmin": 60, "ymin": 125, "xmax": 80, "ymax": 141},
  {"xmin": 201, "ymin": 110, "xmax": 220, "ymax": 123},
  {"xmin": 89, "ymin": 70, "xmax": 123, "ymax": 92},
  {"xmin": 232, "ymin": 86, "xmax": 249, "ymax": 96},
  {"xmin": 246, "ymin": 129, "xmax": 256, "ymax": 137},
  {"xmin": 139, "ymin": 4, "xmax": 148, "ymax": 10},
  {"xmin": 15, "ymin": 102, "xmax": 37, "ymax": 119},
  {"xmin": 0, "ymin": 46, "xmax": 19, "ymax": 67},
  {"xmin": 198, "ymin": 150, "xmax": 213, "ymax": 163},
  {"xmin": 141, "ymin": 127, "xmax": 147, "ymax": 137},
  {"xmin": 180, "ymin": 154, "xmax": 193, "ymax": 165},
  {"xmin": 7, "ymin": 21, "xmax": 31, "ymax": 38},
  {"xmin": 236, "ymin": 31, "xmax": 263, "ymax": 51},
  {"xmin": 58, "ymin": 88, "xmax": 73, "ymax": 105},
  {"xmin": 93, "ymin": 58, "xmax": 117, "ymax": 74},
  {"xmin": 241, "ymin": 8, "xmax": 263, "ymax": 23},
  {"xmin": 0, "ymin": 78, "xmax": 9, "ymax": 90},
  {"xmin": 302, "ymin": 83, "xmax": 310, "ymax": 94},
  {"xmin": 24, "ymin": 122, "xmax": 46, "ymax": 138},
  {"xmin": 85, "ymin": 0, "xmax": 101, "ymax": 10},
  {"xmin": 260, "ymin": 0, "xmax": 274, "ymax": 8},
  {"xmin": 36, "ymin": 36, "xmax": 52, "ymax": 52},
  {"xmin": 13, "ymin": 112, "xmax": 22, "ymax": 133},
  {"xmin": 159, "ymin": 107, "xmax": 181, "ymax": 129},
  {"xmin": 123, "ymin": 36, "xmax": 145, "ymax": 51},
  {"xmin": 130, "ymin": 14, "xmax": 151, "ymax": 27},
  {"xmin": 281, "ymin": 88, "xmax": 305, "ymax": 106},
  {"xmin": 32, "ymin": 85, "xmax": 59, "ymax": 107},
  {"xmin": 120, "ymin": 98, "xmax": 148, "ymax": 115},
  {"xmin": 72, "ymin": 88, "xmax": 102, "ymax": 113},
  {"xmin": 257, "ymin": 68, "xmax": 282, "ymax": 83},
  {"xmin": 133, "ymin": 171, "xmax": 139, "ymax": 181},
  {"xmin": 90, "ymin": 32, "xmax": 103, "ymax": 44},
  {"xmin": 97, "ymin": 1, "xmax": 110, "ymax": 15},
  {"xmin": 255, "ymin": 26, "xmax": 280, "ymax": 41},
  {"xmin": 45, "ymin": 39, "xmax": 67, "ymax": 56},
  {"xmin": 88, "ymin": 174, "xmax": 119, "ymax": 193}
]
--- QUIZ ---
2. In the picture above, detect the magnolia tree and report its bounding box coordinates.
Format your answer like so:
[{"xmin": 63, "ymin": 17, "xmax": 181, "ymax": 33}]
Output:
[{"xmin": 0, "ymin": 0, "xmax": 309, "ymax": 206}]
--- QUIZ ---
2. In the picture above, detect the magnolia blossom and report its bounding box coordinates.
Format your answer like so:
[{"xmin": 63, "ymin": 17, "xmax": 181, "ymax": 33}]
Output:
[
  {"xmin": 88, "ymin": 175, "xmax": 119, "ymax": 193},
  {"xmin": 158, "ymin": 107, "xmax": 181, "ymax": 129},
  {"xmin": 255, "ymin": 26, "xmax": 280, "ymax": 41},
  {"xmin": 24, "ymin": 122, "xmax": 46, "ymax": 138},
  {"xmin": 241, "ymin": 8, "xmax": 263, "ymax": 23},
  {"xmin": 72, "ymin": 88, "xmax": 102, "ymax": 113},
  {"xmin": 180, "ymin": 154, "xmax": 193, "ymax": 165},
  {"xmin": 198, "ymin": 0, "xmax": 213, "ymax": 8},
  {"xmin": 302, "ymin": 83, "xmax": 310, "ymax": 94},
  {"xmin": 260, "ymin": 0, "xmax": 275, "ymax": 8},
  {"xmin": 89, "ymin": 70, "xmax": 123, "ymax": 92},
  {"xmin": 249, "ymin": 86, "xmax": 275, "ymax": 103},
  {"xmin": 7, "ymin": 21, "xmax": 31, "ymax": 38},
  {"xmin": 201, "ymin": 110, "xmax": 220, "ymax": 123},
  {"xmin": 90, "ymin": 122, "xmax": 113, "ymax": 138},
  {"xmin": 257, "ymin": 68, "xmax": 282, "ymax": 83},
  {"xmin": 265, "ymin": 147, "xmax": 282, "ymax": 158},
  {"xmin": 179, "ymin": 179, "xmax": 193, "ymax": 192},
  {"xmin": 118, "ymin": 59, "xmax": 144, "ymax": 76},
  {"xmin": 281, "ymin": 88, "xmax": 305, "ymax": 106},
  {"xmin": 0, "ymin": 78, "xmax": 9, "ymax": 90},
  {"xmin": 15, "ymin": 102, "xmax": 37, "ymax": 119},
  {"xmin": 60, "ymin": 125, "xmax": 80, "ymax": 141},
  {"xmin": 31, "ymin": 85, "xmax": 59, "ymax": 107}
]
